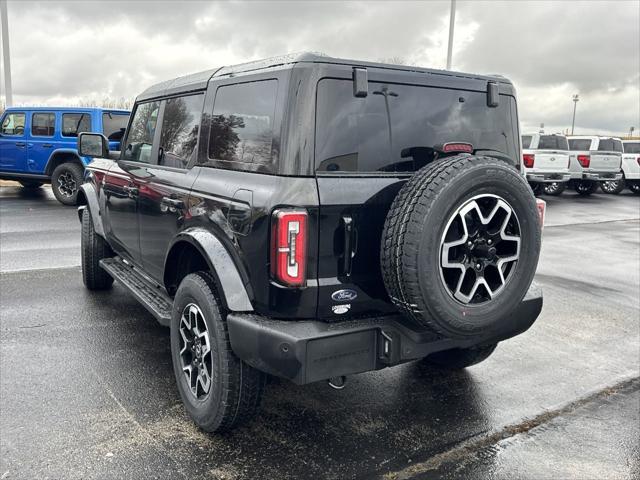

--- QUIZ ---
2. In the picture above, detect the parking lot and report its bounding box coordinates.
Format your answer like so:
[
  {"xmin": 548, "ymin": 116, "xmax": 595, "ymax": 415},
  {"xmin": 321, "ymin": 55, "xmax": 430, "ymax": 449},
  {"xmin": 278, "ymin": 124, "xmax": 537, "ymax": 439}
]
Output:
[{"xmin": 0, "ymin": 182, "xmax": 638, "ymax": 479}]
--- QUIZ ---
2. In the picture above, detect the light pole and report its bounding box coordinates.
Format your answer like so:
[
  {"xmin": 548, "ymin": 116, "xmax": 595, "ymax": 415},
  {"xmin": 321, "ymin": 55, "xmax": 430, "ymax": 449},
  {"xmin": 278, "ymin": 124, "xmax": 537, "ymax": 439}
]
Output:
[
  {"xmin": 0, "ymin": 0, "xmax": 13, "ymax": 106},
  {"xmin": 446, "ymin": 0, "xmax": 456, "ymax": 70},
  {"xmin": 571, "ymin": 94, "xmax": 579, "ymax": 135},
  {"xmin": 629, "ymin": 126, "xmax": 635, "ymax": 139}
]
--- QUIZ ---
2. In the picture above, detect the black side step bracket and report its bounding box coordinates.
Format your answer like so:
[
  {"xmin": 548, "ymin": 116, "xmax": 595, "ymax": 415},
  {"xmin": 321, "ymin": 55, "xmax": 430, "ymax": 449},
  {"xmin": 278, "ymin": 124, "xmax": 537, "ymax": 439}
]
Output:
[{"xmin": 100, "ymin": 257, "xmax": 172, "ymax": 326}]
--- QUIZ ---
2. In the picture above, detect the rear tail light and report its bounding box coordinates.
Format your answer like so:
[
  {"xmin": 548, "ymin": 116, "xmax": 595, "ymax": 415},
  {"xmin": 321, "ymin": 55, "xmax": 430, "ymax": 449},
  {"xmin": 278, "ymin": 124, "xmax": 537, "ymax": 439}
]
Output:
[
  {"xmin": 536, "ymin": 198, "xmax": 546, "ymax": 231},
  {"xmin": 271, "ymin": 209, "xmax": 308, "ymax": 287},
  {"xmin": 523, "ymin": 154, "xmax": 535, "ymax": 168},
  {"xmin": 577, "ymin": 154, "xmax": 590, "ymax": 168}
]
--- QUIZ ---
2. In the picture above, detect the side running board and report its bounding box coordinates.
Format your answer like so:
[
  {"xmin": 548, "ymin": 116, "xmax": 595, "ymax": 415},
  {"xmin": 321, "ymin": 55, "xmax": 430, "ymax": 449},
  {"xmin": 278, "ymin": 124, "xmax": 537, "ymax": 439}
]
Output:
[{"xmin": 99, "ymin": 257, "xmax": 172, "ymax": 326}]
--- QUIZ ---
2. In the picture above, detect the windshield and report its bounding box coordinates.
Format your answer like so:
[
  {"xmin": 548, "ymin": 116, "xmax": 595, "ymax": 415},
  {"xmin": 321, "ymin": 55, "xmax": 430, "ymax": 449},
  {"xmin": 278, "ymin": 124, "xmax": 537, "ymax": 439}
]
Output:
[
  {"xmin": 624, "ymin": 142, "xmax": 640, "ymax": 154},
  {"xmin": 538, "ymin": 135, "xmax": 568, "ymax": 150},
  {"xmin": 315, "ymin": 79, "xmax": 519, "ymax": 173}
]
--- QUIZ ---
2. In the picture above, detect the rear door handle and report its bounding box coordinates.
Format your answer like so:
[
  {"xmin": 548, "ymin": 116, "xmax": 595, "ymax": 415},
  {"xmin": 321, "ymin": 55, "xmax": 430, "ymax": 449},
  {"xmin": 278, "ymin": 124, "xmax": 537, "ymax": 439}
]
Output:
[
  {"xmin": 42, "ymin": 143, "xmax": 53, "ymax": 148},
  {"xmin": 15, "ymin": 142, "xmax": 25, "ymax": 147}
]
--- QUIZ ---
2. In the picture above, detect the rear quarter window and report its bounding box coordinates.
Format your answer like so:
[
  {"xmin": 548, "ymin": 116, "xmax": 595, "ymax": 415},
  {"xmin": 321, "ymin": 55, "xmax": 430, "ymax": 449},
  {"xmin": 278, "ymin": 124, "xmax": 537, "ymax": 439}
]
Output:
[{"xmin": 315, "ymin": 79, "xmax": 519, "ymax": 173}]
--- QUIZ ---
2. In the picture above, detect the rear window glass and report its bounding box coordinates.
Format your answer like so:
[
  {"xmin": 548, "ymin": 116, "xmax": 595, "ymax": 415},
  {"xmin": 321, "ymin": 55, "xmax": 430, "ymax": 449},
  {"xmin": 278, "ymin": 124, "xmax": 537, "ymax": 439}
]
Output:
[
  {"xmin": 538, "ymin": 135, "xmax": 568, "ymax": 150},
  {"xmin": 103, "ymin": 112, "xmax": 130, "ymax": 141},
  {"xmin": 31, "ymin": 113, "xmax": 55, "ymax": 136},
  {"xmin": 62, "ymin": 113, "xmax": 91, "ymax": 137},
  {"xmin": 568, "ymin": 139, "xmax": 591, "ymax": 151},
  {"xmin": 521, "ymin": 135, "xmax": 532, "ymax": 149},
  {"xmin": 597, "ymin": 139, "xmax": 623, "ymax": 152},
  {"xmin": 207, "ymin": 80, "xmax": 277, "ymax": 165},
  {"xmin": 315, "ymin": 79, "xmax": 519, "ymax": 173},
  {"xmin": 624, "ymin": 142, "xmax": 640, "ymax": 154}
]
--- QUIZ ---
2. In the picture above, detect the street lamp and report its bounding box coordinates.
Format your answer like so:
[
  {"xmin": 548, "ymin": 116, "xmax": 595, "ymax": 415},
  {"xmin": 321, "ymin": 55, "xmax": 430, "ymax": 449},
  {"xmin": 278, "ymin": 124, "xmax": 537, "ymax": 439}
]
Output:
[
  {"xmin": 571, "ymin": 94, "xmax": 579, "ymax": 135},
  {"xmin": 629, "ymin": 126, "xmax": 635, "ymax": 139}
]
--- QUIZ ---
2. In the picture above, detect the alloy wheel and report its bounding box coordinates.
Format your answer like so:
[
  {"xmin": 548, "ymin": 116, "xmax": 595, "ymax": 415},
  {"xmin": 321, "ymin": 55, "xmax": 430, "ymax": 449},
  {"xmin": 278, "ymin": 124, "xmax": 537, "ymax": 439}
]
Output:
[
  {"xmin": 57, "ymin": 171, "xmax": 77, "ymax": 197},
  {"xmin": 440, "ymin": 194, "xmax": 521, "ymax": 305},
  {"xmin": 179, "ymin": 303, "xmax": 212, "ymax": 399}
]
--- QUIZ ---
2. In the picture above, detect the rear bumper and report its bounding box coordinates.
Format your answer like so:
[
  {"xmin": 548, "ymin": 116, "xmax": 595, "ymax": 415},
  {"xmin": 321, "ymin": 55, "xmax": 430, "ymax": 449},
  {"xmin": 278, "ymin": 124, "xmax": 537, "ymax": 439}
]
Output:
[
  {"xmin": 227, "ymin": 284, "xmax": 543, "ymax": 385},
  {"xmin": 526, "ymin": 172, "xmax": 571, "ymax": 183},
  {"xmin": 582, "ymin": 171, "xmax": 623, "ymax": 181}
]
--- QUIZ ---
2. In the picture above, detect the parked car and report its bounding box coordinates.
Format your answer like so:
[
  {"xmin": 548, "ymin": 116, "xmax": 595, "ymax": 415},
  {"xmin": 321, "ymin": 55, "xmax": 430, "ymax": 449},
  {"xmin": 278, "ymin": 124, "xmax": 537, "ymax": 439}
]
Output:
[
  {"xmin": 600, "ymin": 140, "xmax": 640, "ymax": 195},
  {"xmin": 566, "ymin": 136, "xmax": 623, "ymax": 195},
  {"xmin": 520, "ymin": 133, "xmax": 571, "ymax": 196},
  {"xmin": 76, "ymin": 53, "xmax": 543, "ymax": 432},
  {"xmin": 0, "ymin": 107, "xmax": 130, "ymax": 205}
]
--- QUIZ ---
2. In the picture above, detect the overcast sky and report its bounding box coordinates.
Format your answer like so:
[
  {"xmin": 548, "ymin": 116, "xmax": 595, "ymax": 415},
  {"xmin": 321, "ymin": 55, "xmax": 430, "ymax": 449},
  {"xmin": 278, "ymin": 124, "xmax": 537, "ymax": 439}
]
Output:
[{"xmin": 1, "ymin": 0, "xmax": 638, "ymax": 135}]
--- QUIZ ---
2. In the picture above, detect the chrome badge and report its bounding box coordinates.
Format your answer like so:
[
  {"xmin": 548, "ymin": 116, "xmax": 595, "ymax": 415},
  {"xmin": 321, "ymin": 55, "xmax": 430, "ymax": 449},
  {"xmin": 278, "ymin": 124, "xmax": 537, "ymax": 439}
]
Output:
[{"xmin": 331, "ymin": 289, "xmax": 358, "ymax": 302}]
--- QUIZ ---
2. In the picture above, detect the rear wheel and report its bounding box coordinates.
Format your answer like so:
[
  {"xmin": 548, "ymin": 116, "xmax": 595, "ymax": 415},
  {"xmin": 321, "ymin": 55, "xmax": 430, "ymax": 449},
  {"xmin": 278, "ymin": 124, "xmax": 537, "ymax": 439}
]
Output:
[
  {"xmin": 574, "ymin": 180, "xmax": 599, "ymax": 195},
  {"xmin": 529, "ymin": 182, "xmax": 543, "ymax": 196},
  {"xmin": 81, "ymin": 208, "xmax": 113, "ymax": 290},
  {"xmin": 171, "ymin": 272, "xmax": 266, "ymax": 432},
  {"xmin": 600, "ymin": 179, "xmax": 625, "ymax": 194},
  {"xmin": 628, "ymin": 181, "xmax": 640, "ymax": 195},
  {"xmin": 19, "ymin": 180, "xmax": 43, "ymax": 189},
  {"xmin": 381, "ymin": 155, "xmax": 541, "ymax": 339},
  {"xmin": 423, "ymin": 344, "xmax": 497, "ymax": 369},
  {"xmin": 544, "ymin": 182, "xmax": 566, "ymax": 196},
  {"xmin": 51, "ymin": 162, "xmax": 84, "ymax": 205}
]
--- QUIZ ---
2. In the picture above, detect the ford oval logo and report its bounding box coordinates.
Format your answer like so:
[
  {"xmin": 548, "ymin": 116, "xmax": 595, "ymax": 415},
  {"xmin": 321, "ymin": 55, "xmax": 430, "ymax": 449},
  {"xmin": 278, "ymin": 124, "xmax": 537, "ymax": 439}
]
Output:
[{"xmin": 331, "ymin": 289, "xmax": 358, "ymax": 302}]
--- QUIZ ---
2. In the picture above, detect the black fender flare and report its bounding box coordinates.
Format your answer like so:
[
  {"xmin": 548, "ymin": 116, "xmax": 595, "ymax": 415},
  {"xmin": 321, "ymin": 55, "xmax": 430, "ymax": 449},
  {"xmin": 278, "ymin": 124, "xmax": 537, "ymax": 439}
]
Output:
[
  {"xmin": 165, "ymin": 228, "xmax": 253, "ymax": 312},
  {"xmin": 76, "ymin": 183, "xmax": 105, "ymax": 238}
]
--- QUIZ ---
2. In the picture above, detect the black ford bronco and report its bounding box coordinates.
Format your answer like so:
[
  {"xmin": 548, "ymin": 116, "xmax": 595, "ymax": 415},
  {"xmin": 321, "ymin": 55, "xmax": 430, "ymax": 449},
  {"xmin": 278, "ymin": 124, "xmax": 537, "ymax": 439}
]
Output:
[{"xmin": 77, "ymin": 53, "xmax": 543, "ymax": 432}]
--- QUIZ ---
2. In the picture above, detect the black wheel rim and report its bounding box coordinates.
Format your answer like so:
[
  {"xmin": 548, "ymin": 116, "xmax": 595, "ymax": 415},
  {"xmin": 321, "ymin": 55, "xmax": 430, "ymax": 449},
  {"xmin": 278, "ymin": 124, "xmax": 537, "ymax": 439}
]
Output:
[
  {"xmin": 57, "ymin": 171, "xmax": 77, "ymax": 197},
  {"xmin": 179, "ymin": 303, "xmax": 212, "ymax": 399},
  {"xmin": 440, "ymin": 194, "xmax": 521, "ymax": 305},
  {"xmin": 576, "ymin": 182, "xmax": 590, "ymax": 193}
]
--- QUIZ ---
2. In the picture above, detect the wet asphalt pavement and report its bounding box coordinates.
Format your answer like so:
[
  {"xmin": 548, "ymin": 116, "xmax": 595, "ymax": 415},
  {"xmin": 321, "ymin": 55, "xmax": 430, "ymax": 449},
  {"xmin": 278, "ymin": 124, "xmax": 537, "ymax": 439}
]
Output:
[{"xmin": 0, "ymin": 183, "xmax": 639, "ymax": 480}]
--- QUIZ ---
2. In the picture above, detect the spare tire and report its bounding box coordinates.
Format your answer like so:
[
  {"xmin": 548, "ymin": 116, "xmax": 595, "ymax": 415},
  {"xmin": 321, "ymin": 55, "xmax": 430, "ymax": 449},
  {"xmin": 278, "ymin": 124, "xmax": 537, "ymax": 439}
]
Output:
[{"xmin": 381, "ymin": 155, "xmax": 541, "ymax": 339}]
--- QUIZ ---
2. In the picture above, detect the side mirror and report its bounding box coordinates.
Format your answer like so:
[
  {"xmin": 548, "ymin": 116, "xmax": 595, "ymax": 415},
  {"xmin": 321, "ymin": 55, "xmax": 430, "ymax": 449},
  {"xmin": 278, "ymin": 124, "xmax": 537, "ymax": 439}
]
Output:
[{"xmin": 78, "ymin": 132, "xmax": 109, "ymax": 158}]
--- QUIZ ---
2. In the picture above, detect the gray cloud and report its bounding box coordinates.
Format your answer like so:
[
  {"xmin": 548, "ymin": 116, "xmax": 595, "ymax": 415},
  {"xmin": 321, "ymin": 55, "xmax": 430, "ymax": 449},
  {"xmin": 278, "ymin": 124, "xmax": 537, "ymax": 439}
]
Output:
[{"xmin": 2, "ymin": 0, "xmax": 638, "ymax": 135}]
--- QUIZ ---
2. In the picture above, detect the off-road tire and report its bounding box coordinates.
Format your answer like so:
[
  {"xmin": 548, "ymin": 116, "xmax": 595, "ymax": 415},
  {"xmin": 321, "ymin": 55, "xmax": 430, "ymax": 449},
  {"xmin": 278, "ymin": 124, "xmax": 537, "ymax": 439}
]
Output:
[
  {"xmin": 170, "ymin": 272, "xmax": 266, "ymax": 433},
  {"xmin": 600, "ymin": 179, "xmax": 625, "ymax": 194},
  {"xmin": 529, "ymin": 182, "xmax": 543, "ymax": 196},
  {"xmin": 381, "ymin": 155, "xmax": 541, "ymax": 338},
  {"xmin": 81, "ymin": 208, "xmax": 114, "ymax": 290},
  {"xmin": 423, "ymin": 343, "xmax": 497, "ymax": 369},
  {"xmin": 543, "ymin": 182, "xmax": 566, "ymax": 196},
  {"xmin": 19, "ymin": 180, "xmax": 43, "ymax": 189},
  {"xmin": 51, "ymin": 162, "xmax": 84, "ymax": 205},
  {"xmin": 573, "ymin": 180, "xmax": 599, "ymax": 196}
]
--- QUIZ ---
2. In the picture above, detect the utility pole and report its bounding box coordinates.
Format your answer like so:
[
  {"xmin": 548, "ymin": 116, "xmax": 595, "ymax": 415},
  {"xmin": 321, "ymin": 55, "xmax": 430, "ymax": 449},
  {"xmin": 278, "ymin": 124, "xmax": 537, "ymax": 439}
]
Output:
[
  {"xmin": 571, "ymin": 94, "xmax": 579, "ymax": 135},
  {"xmin": 446, "ymin": 0, "xmax": 456, "ymax": 70},
  {"xmin": 1, "ymin": 0, "xmax": 13, "ymax": 106}
]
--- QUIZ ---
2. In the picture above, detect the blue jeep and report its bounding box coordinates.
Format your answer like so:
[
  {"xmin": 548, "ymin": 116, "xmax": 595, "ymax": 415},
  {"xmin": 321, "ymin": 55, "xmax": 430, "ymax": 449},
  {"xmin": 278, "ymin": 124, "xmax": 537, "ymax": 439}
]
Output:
[{"xmin": 0, "ymin": 107, "xmax": 130, "ymax": 205}]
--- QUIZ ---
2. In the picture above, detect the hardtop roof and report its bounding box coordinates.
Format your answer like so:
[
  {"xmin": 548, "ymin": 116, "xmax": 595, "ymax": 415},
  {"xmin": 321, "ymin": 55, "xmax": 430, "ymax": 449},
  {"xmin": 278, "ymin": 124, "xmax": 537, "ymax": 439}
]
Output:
[
  {"xmin": 4, "ymin": 106, "xmax": 130, "ymax": 114},
  {"xmin": 136, "ymin": 51, "xmax": 514, "ymax": 102}
]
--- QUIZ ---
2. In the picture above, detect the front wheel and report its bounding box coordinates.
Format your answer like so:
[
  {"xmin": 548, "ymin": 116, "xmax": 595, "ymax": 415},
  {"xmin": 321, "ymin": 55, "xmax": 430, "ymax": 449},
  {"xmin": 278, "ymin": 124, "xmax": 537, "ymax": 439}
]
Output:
[
  {"xmin": 81, "ymin": 208, "xmax": 113, "ymax": 290},
  {"xmin": 574, "ymin": 180, "xmax": 599, "ymax": 195},
  {"xmin": 600, "ymin": 179, "xmax": 625, "ymax": 194},
  {"xmin": 422, "ymin": 344, "xmax": 497, "ymax": 369},
  {"xmin": 628, "ymin": 181, "xmax": 640, "ymax": 195},
  {"xmin": 51, "ymin": 162, "xmax": 84, "ymax": 205},
  {"xmin": 544, "ymin": 182, "xmax": 566, "ymax": 196},
  {"xmin": 170, "ymin": 272, "xmax": 266, "ymax": 432}
]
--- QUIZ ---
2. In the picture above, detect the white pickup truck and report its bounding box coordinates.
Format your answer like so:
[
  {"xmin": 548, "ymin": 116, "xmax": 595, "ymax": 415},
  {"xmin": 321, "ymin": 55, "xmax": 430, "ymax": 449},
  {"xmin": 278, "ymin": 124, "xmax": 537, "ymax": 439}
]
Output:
[
  {"xmin": 567, "ymin": 136, "xmax": 623, "ymax": 195},
  {"xmin": 521, "ymin": 133, "xmax": 571, "ymax": 195},
  {"xmin": 602, "ymin": 140, "xmax": 640, "ymax": 194}
]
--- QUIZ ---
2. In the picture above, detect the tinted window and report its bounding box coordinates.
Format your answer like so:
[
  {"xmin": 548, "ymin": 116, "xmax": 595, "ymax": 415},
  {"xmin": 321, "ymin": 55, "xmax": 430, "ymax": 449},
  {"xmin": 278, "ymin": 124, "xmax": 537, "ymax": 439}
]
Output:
[
  {"xmin": 1, "ymin": 112, "xmax": 25, "ymax": 136},
  {"xmin": 624, "ymin": 142, "xmax": 640, "ymax": 154},
  {"xmin": 568, "ymin": 139, "xmax": 591, "ymax": 151},
  {"xmin": 538, "ymin": 135, "xmax": 569, "ymax": 150},
  {"xmin": 62, "ymin": 113, "xmax": 91, "ymax": 137},
  {"xmin": 159, "ymin": 94, "xmax": 204, "ymax": 168},
  {"xmin": 102, "ymin": 112, "xmax": 130, "ymax": 141},
  {"xmin": 207, "ymin": 80, "xmax": 277, "ymax": 165},
  {"xmin": 316, "ymin": 79, "xmax": 519, "ymax": 173},
  {"xmin": 31, "ymin": 113, "xmax": 55, "ymax": 136},
  {"xmin": 122, "ymin": 102, "xmax": 160, "ymax": 163},
  {"xmin": 521, "ymin": 135, "xmax": 532, "ymax": 149},
  {"xmin": 597, "ymin": 139, "xmax": 623, "ymax": 152}
]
